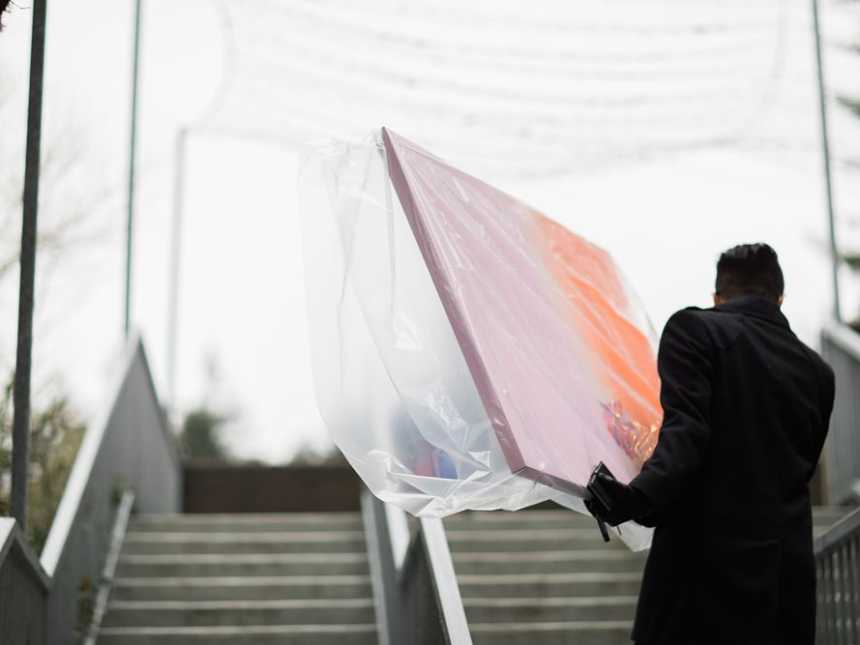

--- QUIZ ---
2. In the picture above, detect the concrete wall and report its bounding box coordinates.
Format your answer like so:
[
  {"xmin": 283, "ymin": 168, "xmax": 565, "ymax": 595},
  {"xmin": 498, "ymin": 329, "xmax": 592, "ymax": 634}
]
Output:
[{"xmin": 183, "ymin": 464, "xmax": 361, "ymax": 513}]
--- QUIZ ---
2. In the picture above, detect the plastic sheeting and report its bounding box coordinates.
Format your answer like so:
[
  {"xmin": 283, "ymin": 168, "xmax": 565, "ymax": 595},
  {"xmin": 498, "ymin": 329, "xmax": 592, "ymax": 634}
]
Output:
[{"xmin": 300, "ymin": 128, "xmax": 660, "ymax": 550}]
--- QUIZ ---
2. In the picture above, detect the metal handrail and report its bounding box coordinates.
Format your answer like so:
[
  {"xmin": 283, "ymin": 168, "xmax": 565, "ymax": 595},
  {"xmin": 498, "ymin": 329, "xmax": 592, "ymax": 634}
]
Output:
[
  {"xmin": 82, "ymin": 490, "xmax": 136, "ymax": 645},
  {"xmin": 40, "ymin": 336, "xmax": 171, "ymax": 574},
  {"xmin": 820, "ymin": 321, "xmax": 860, "ymax": 505},
  {"xmin": 0, "ymin": 336, "xmax": 182, "ymax": 644},
  {"xmin": 362, "ymin": 489, "xmax": 473, "ymax": 644},
  {"xmin": 0, "ymin": 518, "xmax": 50, "ymax": 641},
  {"xmin": 814, "ymin": 506, "xmax": 860, "ymax": 555},
  {"xmin": 386, "ymin": 501, "xmax": 410, "ymax": 572},
  {"xmin": 823, "ymin": 320, "xmax": 860, "ymax": 360},
  {"xmin": 41, "ymin": 336, "xmax": 182, "ymax": 644},
  {"xmin": 418, "ymin": 516, "xmax": 472, "ymax": 642},
  {"xmin": 814, "ymin": 506, "xmax": 860, "ymax": 644}
]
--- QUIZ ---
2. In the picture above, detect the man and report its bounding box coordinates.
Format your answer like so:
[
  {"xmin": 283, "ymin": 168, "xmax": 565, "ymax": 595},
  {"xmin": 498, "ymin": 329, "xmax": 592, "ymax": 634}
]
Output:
[{"xmin": 586, "ymin": 243, "xmax": 835, "ymax": 645}]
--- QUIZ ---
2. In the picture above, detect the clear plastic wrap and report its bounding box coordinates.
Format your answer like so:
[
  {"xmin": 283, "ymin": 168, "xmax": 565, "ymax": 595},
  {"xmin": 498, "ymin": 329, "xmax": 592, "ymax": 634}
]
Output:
[{"xmin": 300, "ymin": 129, "xmax": 661, "ymax": 550}]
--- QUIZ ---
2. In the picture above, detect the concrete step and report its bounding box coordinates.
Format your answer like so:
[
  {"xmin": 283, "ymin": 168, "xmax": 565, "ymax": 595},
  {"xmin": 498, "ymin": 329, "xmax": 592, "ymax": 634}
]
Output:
[
  {"xmin": 128, "ymin": 513, "xmax": 363, "ymax": 533},
  {"xmin": 470, "ymin": 620, "xmax": 633, "ymax": 645},
  {"xmin": 464, "ymin": 596, "xmax": 637, "ymax": 623},
  {"xmin": 101, "ymin": 599, "xmax": 375, "ymax": 628},
  {"xmin": 445, "ymin": 511, "xmax": 599, "ymax": 531},
  {"xmin": 97, "ymin": 624, "xmax": 377, "ymax": 645},
  {"xmin": 116, "ymin": 553, "xmax": 369, "ymax": 578},
  {"xmin": 453, "ymin": 550, "xmax": 647, "ymax": 575},
  {"xmin": 457, "ymin": 573, "xmax": 643, "ymax": 598},
  {"xmin": 450, "ymin": 506, "xmax": 852, "ymax": 644},
  {"xmin": 121, "ymin": 530, "xmax": 366, "ymax": 555},
  {"xmin": 97, "ymin": 512, "xmax": 378, "ymax": 645},
  {"xmin": 110, "ymin": 575, "xmax": 373, "ymax": 602},
  {"xmin": 446, "ymin": 528, "xmax": 626, "ymax": 552},
  {"xmin": 445, "ymin": 507, "xmax": 848, "ymax": 532}
]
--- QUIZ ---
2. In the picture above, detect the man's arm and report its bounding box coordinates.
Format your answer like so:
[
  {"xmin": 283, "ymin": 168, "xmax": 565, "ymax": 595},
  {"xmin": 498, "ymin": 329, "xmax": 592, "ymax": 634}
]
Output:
[
  {"xmin": 808, "ymin": 360, "xmax": 835, "ymax": 482},
  {"xmin": 629, "ymin": 308, "xmax": 714, "ymax": 522}
]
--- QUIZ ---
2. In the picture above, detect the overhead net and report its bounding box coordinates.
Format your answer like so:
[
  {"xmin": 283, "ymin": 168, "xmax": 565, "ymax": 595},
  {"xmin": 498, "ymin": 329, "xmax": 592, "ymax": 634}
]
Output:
[{"xmin": 199, "ymin": 0, "xmax": 859, "ymax": 181}]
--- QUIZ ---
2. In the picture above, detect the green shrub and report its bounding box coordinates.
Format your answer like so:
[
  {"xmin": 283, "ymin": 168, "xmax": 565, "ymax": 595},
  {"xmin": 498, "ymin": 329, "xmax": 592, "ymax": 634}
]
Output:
[{"xmin": 0, "ymin": 379, "xmax": 85, "ymax": 552}]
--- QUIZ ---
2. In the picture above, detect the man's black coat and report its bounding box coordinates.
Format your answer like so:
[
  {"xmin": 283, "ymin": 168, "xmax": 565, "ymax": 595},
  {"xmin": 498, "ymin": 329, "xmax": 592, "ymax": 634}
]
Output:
[{"xmin": 629, "ymin": 296, "xmax": 835, "ymax": 645}]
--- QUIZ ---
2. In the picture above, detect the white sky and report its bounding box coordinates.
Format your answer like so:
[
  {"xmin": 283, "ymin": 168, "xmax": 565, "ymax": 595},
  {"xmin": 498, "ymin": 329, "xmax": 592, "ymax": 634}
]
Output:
[{"xmin": 0, "ymin": 0, "xmax": 858, "ymax": 463}]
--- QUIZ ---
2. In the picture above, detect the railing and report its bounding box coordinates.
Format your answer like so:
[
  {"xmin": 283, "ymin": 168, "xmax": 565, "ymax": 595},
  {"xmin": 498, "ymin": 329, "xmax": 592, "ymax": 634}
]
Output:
[
  {"xmin": 0, "ymin": 518, "xmax": 50, "ymax": 642},
  {"xmin": 361, "ymin": 489, "xmax": 473, "ymax": 645},
  {"xmin": 82, "ymin": 490, "xmax": 136, "ymax": 645},
  {"xmin": 815, "ymin": 506, "xmax": 860, "ymax": 644},
  {"xmin": 820, "ymin": 322, "xmax": 860, "ymax": 505},
  {"xmin": 0, "ymin": 336, "xmax": 182, "ymax": 644}
]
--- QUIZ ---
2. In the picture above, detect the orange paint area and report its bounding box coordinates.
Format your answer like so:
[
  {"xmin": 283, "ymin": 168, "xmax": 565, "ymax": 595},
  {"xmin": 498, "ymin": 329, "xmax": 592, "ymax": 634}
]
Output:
[{"xmin": 534, "ymin": 213, "xmax": 662, "ymax": 466}]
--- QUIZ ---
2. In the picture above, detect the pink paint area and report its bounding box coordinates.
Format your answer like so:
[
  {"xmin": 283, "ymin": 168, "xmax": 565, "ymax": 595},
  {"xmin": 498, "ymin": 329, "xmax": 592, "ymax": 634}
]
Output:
[{"xmin": 383, "ymin": 128, "xmax": 661, "ymax": 491}]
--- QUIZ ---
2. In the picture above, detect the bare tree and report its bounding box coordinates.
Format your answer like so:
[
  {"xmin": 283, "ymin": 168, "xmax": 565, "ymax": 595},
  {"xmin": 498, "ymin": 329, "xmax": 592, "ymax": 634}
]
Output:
[
  {"xmin": 0, "ymin": 65, "xmax": 121, "ymax": 383},
  {"xmin": 0, "ymin": 76, "xmax": 117, "ymax": 284},
  {"xmin": 0, "ymin": 66, "xmax": 118, "ymax": 547}
]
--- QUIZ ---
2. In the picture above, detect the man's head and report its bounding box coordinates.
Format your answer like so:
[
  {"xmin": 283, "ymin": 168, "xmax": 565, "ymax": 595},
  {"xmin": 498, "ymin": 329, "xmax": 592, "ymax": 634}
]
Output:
[{"xmin": 714, "ymin": 243, "xmax": 784, "ymax": 306}]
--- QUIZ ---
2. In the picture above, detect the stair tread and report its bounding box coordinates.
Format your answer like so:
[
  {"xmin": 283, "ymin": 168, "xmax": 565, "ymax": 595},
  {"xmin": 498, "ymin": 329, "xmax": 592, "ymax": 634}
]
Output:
[
  {"xmin": 132, "ymin": 512, "xmax": 361, "ymax": 521},
  {"xmin": 459, "ymin": 572, "xmax": 642, "ymax": 582},
  {"xmin": 446, "ymin": 507, "xmax": 847, "ymax": 524},
  {"xmin": 471, "ymin": 620, "xmax": 633, "ymax": 631},
  {"xmin": 114, "ymin": 575, "xmax": 372, "ymax": 586},
  {"xmin": 463, "ymin": 596, "xmax": 637, "ymax": 608},
  {"xmin": 118, "ymin": 553, "xmax": 366, "ymax": 563},
  {"xmin": 99, "ymin": 624, "xmax": 377, "ymax": 635},
  {"xmin": 108, "ymin": 599, "xmax": 375, "ymax": 609},
  {"xmin": 447, "ymin": 528, "xmax": 607, "ymax": 539},
  {"xmin": 454, "ymin": 550, "xmax": 643, "ymax": 561},
  {"xmin": 128, "ymin": 514, "xmax": 363, "ymax": 533},
  {"xmin": 124, "ymin": 531, "xmax": 364, "ymax": 542}
]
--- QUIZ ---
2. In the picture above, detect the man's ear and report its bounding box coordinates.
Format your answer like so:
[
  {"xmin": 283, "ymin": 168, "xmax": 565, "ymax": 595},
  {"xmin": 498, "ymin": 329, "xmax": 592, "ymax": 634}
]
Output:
[
  {"xmin": 713, "ymin": 293, "xmax": 723, "ymax": 306},
  {"xmin": 778, "ymin": 295, "xmax": 784, "ymax": 306}
]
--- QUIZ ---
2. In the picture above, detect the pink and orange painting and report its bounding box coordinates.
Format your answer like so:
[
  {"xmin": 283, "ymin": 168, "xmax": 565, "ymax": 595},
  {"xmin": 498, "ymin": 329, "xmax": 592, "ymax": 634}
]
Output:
[{"xmin": 383, "ymin": 127, "xmax": 662, "ymax": 494}]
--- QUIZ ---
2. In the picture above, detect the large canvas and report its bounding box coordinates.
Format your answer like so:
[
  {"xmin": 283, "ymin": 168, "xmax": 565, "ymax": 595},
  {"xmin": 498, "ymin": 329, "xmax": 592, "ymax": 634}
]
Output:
[{"xmin": 382, "ymin": 128, "xmax": 662, "ymax": 492}]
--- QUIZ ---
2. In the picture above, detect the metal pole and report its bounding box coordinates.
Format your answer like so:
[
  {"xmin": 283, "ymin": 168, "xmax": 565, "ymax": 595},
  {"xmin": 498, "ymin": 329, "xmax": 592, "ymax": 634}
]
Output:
[
  {"xmin": 12, "ymin": 0, "xmax": 48, "ymax": 529},
  {"xmin": 812, "ymin": 0, "xmax": 842, "ymax": 322},
  {"xmin": 125, "ymin": 0, "xmax": 143, "ymax": 337},
  {"xmin": 166, "ymin": 127, "xmax": 188, "ymax": 412}
]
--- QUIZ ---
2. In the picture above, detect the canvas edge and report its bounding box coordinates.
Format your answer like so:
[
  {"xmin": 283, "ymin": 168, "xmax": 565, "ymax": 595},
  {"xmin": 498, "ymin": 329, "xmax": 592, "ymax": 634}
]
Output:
[{"xmin": 380, "ymin": 126, "xmax": 528, "ymax": 475}]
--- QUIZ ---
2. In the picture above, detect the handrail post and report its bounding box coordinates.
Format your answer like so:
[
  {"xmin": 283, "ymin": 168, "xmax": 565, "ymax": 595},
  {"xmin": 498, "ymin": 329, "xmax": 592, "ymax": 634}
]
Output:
[
  {"xmin": 811, "ymin": 0, "xmax": 841, "ymax": 322},
  {"xmin": 166, "ymin": 126, "xmax": 189, "ymax": 412},
  {"xmin": 814, "ymin": 507, "xmax": 860, "ymax": 644},
  {"xmin": 419, "ymin": 517, "xmax": 473, "ymax": 644},
  {"xmin": 12, "ymin": 0, "xmax": 48, "ymax": 531},
  {"xmin": 361, "ymin": 488, "xmax": 472, "ymax": 644},
  {"xmin": 820, "ymin": 322, "xmax": 860, "ymax": 505},
  {"xmin": 125, "ymin": 0, "xmax": 143, "ymax": 337},
  {"xmin": 360, "ymin": 489, "xmax": 403, "ymax": 645}
]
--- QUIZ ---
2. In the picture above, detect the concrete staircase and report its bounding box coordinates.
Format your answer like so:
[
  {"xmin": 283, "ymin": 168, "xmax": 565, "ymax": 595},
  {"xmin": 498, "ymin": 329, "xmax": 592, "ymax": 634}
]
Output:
[
  {"xmin": 95, "ymin": 506, "xmax": 850, "ymax": 644},
  {"xmin": 445, "ymin": 506, "xmax": 850, "ymax": 645},
  {"xmin": 97, "ymin": 512, "xmax": 377, "ymax": 644}
]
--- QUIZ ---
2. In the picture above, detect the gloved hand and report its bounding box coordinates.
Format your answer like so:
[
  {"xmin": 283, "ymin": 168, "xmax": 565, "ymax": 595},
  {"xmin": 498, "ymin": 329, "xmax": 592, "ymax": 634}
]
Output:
[{"xmin": 585, "ymin": 468, "xmax": 652, "ymax": 527}]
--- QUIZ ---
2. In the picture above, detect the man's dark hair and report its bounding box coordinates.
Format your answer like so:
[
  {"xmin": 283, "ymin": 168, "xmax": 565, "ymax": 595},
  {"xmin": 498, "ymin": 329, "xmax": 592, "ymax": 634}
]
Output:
[{"xmin": 715, "ymin": 243, "xmax": 784, "ymax": 302}]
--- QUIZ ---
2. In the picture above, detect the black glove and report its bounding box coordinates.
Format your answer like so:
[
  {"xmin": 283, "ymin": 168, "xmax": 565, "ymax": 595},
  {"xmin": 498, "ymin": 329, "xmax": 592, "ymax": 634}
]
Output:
[{"xmin": 585, "ymin": 462, "xmax": 652, "ymax": 527}]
